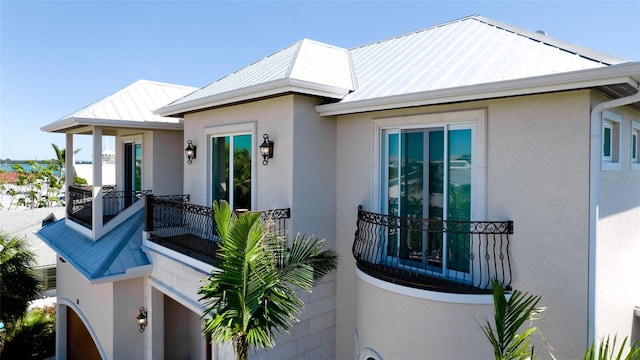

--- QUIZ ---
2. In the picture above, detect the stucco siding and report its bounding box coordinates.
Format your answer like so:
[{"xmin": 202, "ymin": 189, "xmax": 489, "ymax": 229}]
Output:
[
  {"xmin": 183, "ymin": 96, "xmax": 295, "ymax": 209},
  {"xmin": 487, "ymin": 91, "xmax": 591, "ymax": 357},
  {"xmin": 150, "ymin": 130, "xmax": 184, "ymax": 196},
  {"xmin": 57, "ymin": 258, "xmax": 115, "ymax": 359},
  {"xmin": 113, "ymin": 278, "xmax": 146, "ymax": 359},
  {"xmin": 335, "ymin": 91, "xmax": 592, "ymax": 359},
  {"xmin": 592, "ymin": 92, "xmax": 640, "ymax": 343},
  {"xmin": 175, "ymin": 94, "xmax": 338, "ymax": 359}
]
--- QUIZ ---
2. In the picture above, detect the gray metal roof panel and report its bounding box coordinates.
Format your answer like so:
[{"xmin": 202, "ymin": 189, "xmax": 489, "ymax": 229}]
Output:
[
  {"xmin": 42, "ymin": 80, "xmax": 197, "ymax": 132},
  {"xmin": 164, "ymin": 15, "xmax": 632, "ymax": 114},
  {"xmin": 162, "ymin": 39, "xmax": 355, "ymax": 113},
  {"xmin": 342, "ymin": 15, "xmax": 621, "ymax": 103},
  {"xmin": 0, "ymin": 207, "xmax": 65, "ymax": 268}
]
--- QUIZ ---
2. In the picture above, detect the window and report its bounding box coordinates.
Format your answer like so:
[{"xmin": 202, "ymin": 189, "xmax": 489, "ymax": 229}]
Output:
[
  {"xmin": 632, "ymin": 121, "xmax": 640, "ymax": 170},
  {"xmin": 206, "ymin": 123, "xmax": 256, "ymax": 211},
  {"xmin": 374, "ymin": 109, "xmax": 486, "ymax": 281},
  {"xmin": 602, "ymin": 111, "xmax": 621, "ymax": 171},
  {"xmin": 123, "ymin": 138, "xmax": 143, "ymax": 206}
]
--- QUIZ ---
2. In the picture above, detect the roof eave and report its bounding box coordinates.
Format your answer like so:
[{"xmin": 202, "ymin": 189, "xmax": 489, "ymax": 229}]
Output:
[
  {"xmin": 316, "ymin": 62, "xmax": 640, "ymax": 116},
  {"xmin": 89, "ymin": 264, "xmax": 153, "ymax": 284},
  {"xmin": 157, "ymin": 78, "xmax": 351, "ymax": 117},
  {"xmin": 41, "ymin": 116, "xmax": 183, "ymax": 133}
]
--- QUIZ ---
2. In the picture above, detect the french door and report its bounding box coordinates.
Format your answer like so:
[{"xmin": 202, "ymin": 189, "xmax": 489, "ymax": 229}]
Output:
[
  {"xmin": 211, "ymin": 133, "xmax": 252, "ymax": 211},
  {"xmin": 124, "ymin": 141, "xmax": 142, "ymax": 207},
  {"xmin": 381, "ymin": 124, "xmax": 472, "ymax": 276}
]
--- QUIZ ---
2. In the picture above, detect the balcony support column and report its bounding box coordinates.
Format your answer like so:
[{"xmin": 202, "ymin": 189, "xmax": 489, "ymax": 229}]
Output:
[
  {"xmin": 92, "ymin": 127, "xmax": 103, "ymax": 239},
  {"xmin": 65, "ymin": 133, "xmax": 74, "ymax": 215}
]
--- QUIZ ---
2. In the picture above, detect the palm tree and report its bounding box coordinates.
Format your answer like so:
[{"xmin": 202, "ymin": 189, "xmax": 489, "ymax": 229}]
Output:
[
  {"xmin": 199, "ymin": 201, "xmax": 338, "ymax": 360},
  {"xmin": 480, "ymin": 278, "xmax": 546, "ymax": 360},
  {"xmin": 51, "ymin": 143, "xmax": 65, "ymax": 167},
  {"xmin": 0, "ymin": 231, "xmax": 41, "ymax": 323}
]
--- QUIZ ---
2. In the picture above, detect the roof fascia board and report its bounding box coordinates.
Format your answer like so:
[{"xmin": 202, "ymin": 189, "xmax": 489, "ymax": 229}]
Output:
[
  {"xmin": 156, "ymin": 78, "xmax": 293, "ymax": 116},
  {"xmin": 316, "ymin": 63, "xmax": 640, "ymax": 116},
  {"xmin": 157, "ymin": 78, "xmax": 350, "ymax": 117},
  {"xmin": 89, "ymin": 264, "xmax": 153, "ymax": 284},
  {"xmin": 41, "ymin": 116, "xmax": 183, "ymax": 133}
]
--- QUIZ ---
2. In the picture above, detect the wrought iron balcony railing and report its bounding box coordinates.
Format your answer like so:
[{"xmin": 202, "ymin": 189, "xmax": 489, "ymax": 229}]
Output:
[
  {"xmin": 67, "ymin": 185, "xmax": 150, "ymax": 229},
  {"xmin": 353, "ymin": 206, "xmax": 513, "ymax": 294},
  {"xmin": 144, "ymin": 195, "xmax": 291, "ymax": 265}
]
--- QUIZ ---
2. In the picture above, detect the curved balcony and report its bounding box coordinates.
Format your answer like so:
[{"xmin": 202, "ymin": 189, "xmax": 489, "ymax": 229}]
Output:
[{"xmin": 353, "ymin": 206, "xmax": 513, "ymax": 294}]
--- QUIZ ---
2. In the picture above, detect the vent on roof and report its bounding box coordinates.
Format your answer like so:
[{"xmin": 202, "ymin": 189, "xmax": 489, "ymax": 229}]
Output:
[
  {"xmin": 536, "ymin": 30, "xmax": 548, "ymax": 36},
  {"xmin": 42, "ymin": 212, "xmax": 58, "ymax": 227}
]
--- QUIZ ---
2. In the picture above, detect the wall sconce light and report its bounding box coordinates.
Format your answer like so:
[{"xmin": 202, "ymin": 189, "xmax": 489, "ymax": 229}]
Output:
[
  {"xmin": 185, "ymin": 140, "xmax": 197, "ymax": 164},
  {"xmin": 137, "ymin": 307, "xmax": 148, "ymax": 332},
  {"xmin": 259, "ymin": 134, "xmax": 274, "ymax": 165}
]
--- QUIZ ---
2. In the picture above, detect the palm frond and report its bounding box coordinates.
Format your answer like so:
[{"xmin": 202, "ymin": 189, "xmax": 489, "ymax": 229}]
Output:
[
  {"xmin": 585, "ymin": 336, "xmax": 640, "ymax": 360},
  {"xmin": 200, "ymin": 201, "xmax": 338, "ymax": 360},
  {"xmin": 481, "ymin": 278, "xmax": 544, "ymax": 360}
]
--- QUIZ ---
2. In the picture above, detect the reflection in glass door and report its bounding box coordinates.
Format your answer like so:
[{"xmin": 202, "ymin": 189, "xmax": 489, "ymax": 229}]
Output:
[
  {"xmin": 382, "ymin": 125, "xmax": 472, "ymax": 276},
  {"xmin": 211, "ymin": 134, "xmax": 252, "ymax": 211},
  {"xmin": 124, "ymin": 142, "xmax": 142, "ymax": 207}
]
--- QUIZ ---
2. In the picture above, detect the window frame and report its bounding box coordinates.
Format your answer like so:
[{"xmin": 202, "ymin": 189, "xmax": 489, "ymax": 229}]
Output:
[
  {"xmin": 372, "ymin": 109, "xmax": 487, "ymax": 221},
  {"xmin": 203, "ymin": 122, "xmax": 257, "ymax": 210},
  {"xmin": 601, "ymin": 110, "xmax": 621, "ymax": 171},
  {"xmin": 121, "ymin": 135, "xmax": 143, "ymax": 191}
]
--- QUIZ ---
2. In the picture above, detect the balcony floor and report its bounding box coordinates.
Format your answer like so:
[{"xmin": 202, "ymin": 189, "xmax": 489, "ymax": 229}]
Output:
[{"xmin": 148, "ymin": 234, "xmax": 218, "ymax": 265}]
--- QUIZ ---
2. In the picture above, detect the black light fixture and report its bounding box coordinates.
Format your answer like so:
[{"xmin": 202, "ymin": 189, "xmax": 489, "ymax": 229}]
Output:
[
  {"xmin": 137, "ymin": 307, "xmax": 148, "ymax": 332},
  {"xmin": 185, "ymin": 140, "xmax": 196, "ymax": 164},
  {"xmin": 259, "ymin": 134, "xmax": 274, "ymax": 165}
]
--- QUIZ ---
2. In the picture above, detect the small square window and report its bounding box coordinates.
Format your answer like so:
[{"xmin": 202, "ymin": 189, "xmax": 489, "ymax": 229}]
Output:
[
  {"xmin": 603, "ymin": 123, "xmax": 612, "ymax": 160},
  {"xmin": 602, "ymin": 111, "xmax": 621, "ymax": 171}
]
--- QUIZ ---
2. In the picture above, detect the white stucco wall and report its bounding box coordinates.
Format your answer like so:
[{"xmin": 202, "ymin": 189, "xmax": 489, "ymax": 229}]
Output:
[
  {"xmin": 179, "ymin": 94, "xmax": 338, "ymax": 359},
  {"xmin": 113, "ymin": 277, "xmax": 146, "ymax": 360},
  {"xmin": 149, "ymin": 130, "xmax": 184, "ymax": 196},
  {"xmin": 335, "ymin": 91, "xmax": 592, "ymax": 359},
  {"xmin": 182, "ymin": 96, "xmax": 295, "ymax": 209},
  {"xmin": 592, "ymin": 93, "xmax": 640, "ymax": 344},
  {"xmin": 113, "ymin": 129, "xmax": 183, "ymax": 196},
  {"xmin": 56, "ymin": 258, "xmax": 115, "ymax": 359}
]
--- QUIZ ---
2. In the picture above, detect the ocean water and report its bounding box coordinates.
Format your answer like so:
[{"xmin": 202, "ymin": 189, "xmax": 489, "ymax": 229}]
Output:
[{"xmin": 0, "ymin": 163, "xmax": 62, "ymax": 176}]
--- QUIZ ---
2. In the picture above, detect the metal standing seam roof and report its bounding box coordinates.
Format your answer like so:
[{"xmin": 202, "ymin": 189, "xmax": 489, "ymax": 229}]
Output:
[
  {"xmin": 157, "ymin": 15, "xmax": 632, "ymax": 117},
  {"xmin": 157, "ymin": 39, "xmax": 355, "ymax": 115},
  {"xmin": 342, "ymin": 15, "xmax": 627, "ymax": 103},
  {"xmin": 0, "ymin": 207, "xmax": 66, "ymax": 269},
  {"xmin": 41, "ymin": 80, "xmax": 198, "ymax": 133},
  {"xmin": 37, "ymin": 209, "xmax": 151, "ymax": 283}
]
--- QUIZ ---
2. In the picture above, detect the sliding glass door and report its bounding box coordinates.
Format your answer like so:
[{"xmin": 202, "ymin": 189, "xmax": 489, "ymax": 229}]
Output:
[{"xmin": 381, "ymin": 125, "xmax": 472, "ymax": 276}]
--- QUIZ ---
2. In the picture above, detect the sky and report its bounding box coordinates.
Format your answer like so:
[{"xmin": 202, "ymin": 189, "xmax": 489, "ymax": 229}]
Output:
[{"xmin": 1, "ymin": 0, "xmax": 639, "ymax": 162}]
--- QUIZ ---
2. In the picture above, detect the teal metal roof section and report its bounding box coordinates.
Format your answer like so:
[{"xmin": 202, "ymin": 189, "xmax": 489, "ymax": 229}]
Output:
[{"xmin": 37, "ymin": 209, "xmax": 151, "ymax": 283}]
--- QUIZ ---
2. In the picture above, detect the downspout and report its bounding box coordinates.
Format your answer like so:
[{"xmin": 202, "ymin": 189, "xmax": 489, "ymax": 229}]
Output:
[{"xmin": 588, "ymin": 83, "xmax": 640, "ymax": 345}]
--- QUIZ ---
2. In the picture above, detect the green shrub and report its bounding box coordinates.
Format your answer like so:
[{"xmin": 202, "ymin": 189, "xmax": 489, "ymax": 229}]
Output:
[
  {"xmin": 2, "ymin": 306, "xmax": 56, "ymax": 360},
  {"xmin": 585, "ymin": 336, "xmax": 640, "ymax": 360}
]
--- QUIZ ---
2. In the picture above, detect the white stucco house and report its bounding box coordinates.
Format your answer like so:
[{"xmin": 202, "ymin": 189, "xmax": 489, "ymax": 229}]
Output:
[{"xmin": 39, "ymin": 15, "xmax": 640, "ymax": 359}]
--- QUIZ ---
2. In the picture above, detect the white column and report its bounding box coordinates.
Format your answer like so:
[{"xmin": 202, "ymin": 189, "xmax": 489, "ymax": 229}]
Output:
[
  {"xmin": 92, "ymin": 127, "xmax": 103, "ymax": 239},
  {"xmin": 65, "ymin": 133, "xmax": 74, "ymax": 212}
]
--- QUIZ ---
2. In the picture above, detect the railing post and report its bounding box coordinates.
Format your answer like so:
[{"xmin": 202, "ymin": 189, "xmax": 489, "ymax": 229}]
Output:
[{"xmin": 145, "ymin": 194, "xmax": 154, "ymax": 232}]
